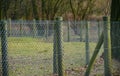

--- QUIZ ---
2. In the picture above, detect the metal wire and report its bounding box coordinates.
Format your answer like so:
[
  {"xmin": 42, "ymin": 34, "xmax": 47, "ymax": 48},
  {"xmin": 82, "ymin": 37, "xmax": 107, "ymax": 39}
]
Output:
[{"xmin": 0, "ymin": 20, "xmax": 119, "ymax": 76}]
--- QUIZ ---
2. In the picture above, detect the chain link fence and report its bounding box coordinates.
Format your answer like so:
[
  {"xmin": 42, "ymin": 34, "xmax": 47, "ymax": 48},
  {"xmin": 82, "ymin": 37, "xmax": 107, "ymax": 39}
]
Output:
[{"xmin": 1, "ymin": 19, "xmax": 118, "ymax": 76}]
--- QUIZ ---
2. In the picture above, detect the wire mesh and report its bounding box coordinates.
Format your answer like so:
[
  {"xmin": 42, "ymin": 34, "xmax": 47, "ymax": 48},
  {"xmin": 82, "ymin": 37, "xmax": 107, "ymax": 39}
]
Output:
[{"xmin": 0, "ymin": 20, "xmax": 119, "ymax": 76}]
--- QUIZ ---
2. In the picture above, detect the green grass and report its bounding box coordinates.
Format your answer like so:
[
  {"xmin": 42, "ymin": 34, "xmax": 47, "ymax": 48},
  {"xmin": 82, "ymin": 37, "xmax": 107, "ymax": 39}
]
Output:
[
  {"xmin": 8, "ymin": 37, "xmax": 53, "ymax": 57},
  {"xmin": 0, "ymin": 37, "xmax": 103, "ymax": 76}
]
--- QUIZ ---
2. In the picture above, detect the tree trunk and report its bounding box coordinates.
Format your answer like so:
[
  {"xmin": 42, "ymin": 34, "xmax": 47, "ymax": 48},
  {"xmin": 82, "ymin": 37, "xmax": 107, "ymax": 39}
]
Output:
[
  {"xmin": 0, "ymin": 0, "xmax": 10, "ymax": 19},
  {"xmin": 0, "ymin": 0, "xmax": 2, "ymax": 19},
  {"xmin": 31, "ymin": 0, "xmax": 45, "ymax": 36}
]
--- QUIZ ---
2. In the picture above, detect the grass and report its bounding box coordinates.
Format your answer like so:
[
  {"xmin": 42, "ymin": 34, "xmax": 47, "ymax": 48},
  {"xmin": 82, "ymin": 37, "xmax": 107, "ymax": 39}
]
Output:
[
  {"xmin": 0, "ymin": 37, "xmax": 103, "ymax": 76},
  {"xmin": 8, "ymin": 37, "xmax": 53, "ymax": 57}
]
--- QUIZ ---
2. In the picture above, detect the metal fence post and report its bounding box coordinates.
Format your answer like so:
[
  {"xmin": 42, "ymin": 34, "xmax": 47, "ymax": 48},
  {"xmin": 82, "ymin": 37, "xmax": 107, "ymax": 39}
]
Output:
[
  {"xmin": 80, "ymin": 21, "xmax": 83, "ymax": 41},
  {"xmin": 33, "ymin": 19, "xmax": 37, "ymax": 37},
  {"xmin": 0, "ymin": 21, "xmax": 9, "ymax": 76},
  {"xmin": 8, "ymin": 18, "xmax": 11, "ymax": 37},
  {"xmin": 85, "ymin": 21, "xmax": 90, "ymax": 65},
  {"xmin": 67, "ymin": 21, "xmax": 70, "ymax": 42},
  {"xmin": 53, "ymin": 21, "xmax": 58, "ymax": 74},
  {"xmin": 97, "ymin": 20, "xmax": 100, "ymax": 39},
  {"xmin": 103, "ymin": 16, "xmax": 112, "ymax": 76},
  {"xmin": 45, "ymin": 20, "xmax": 49, "ymax": 40},
  {"xmin": 53, "ymin": 17, "xmax": 63, "ymax": 76},
  {"xmin": 20, "ymin": 19, "xmax": 23, "ymax": 36}
]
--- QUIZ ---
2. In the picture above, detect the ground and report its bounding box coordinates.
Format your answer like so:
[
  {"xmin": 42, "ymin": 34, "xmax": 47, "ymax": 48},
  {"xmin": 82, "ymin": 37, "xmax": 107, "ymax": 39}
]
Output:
[{"xmin": 0, "ymin": 37, "xmax": 119, "ymax": 76}]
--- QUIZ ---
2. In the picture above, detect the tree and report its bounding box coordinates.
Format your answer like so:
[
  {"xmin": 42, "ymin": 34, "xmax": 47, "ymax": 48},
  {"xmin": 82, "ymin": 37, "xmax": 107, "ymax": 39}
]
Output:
[
  {"xmin": 111, "ymin": 0, "xmax": 120, "ymax": 61},
  {"xmin": 0, "ymin": 0, "xmax": 11, "ymax": 19},
  {"xmin": 31, "ymin": 0, "xmax": 39, "ymax": 20},
  {"xmin": 40, "ymin": 0, "xmax": 65, "ymax": 20},
  {"xmin": 69, "ymin": 0, "xmax": 95, "ymax": 20},
  {"xmin": 93, "ymin": 0, "xmax": 111, "ymax": 16},
  {"xmin": 69, "ymin": 0, "xmax": 95, "ymax": 34}
]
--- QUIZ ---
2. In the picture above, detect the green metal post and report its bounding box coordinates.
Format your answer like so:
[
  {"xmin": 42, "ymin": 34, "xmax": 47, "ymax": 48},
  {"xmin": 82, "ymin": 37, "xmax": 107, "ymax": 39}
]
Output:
[
  {"xmin": 85, "ymin": 21, "xmax": 90, "ymax": 65},
  {"xmin": 57, "ymin": 17, "xmax": 63, "ymax": 76},
  {"xmin": 53, "ymin": 17, "xmax": 63, "ymax": 76},
  {"xmin": 33, "ymin": 19, "xmax": 37, "ymax": 37},
  {"xmin": 97, "ymin": 20, "xmax": 100, "ymax": 39},
  {"xmin": 45, "ymin": 20, "xmax": 49, "ymax": 40},
  {"xmin": 53, "ymin": 20, "xmax": 58, "ymax": 74},
  {"xmin": 67, "ymin": 21, "xmax": 70, "ymax": 42},
  {"xmin": 80, "ymin": 21, "xmax": 83, "ymax": 41},
  {"xmin": 0, "ymin": 21, "xmax": 9, "ymax": 76},
  {"xmin": 8, "ymin": 18, "xmax": 11, "ymax": 37},
  {"xmin": 103, "ymin": 16, "xmax": 112, "ymax": 76},
  {"xmin": 20, "ymin": 19, "xmax": 23, "ymax": 36}
]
